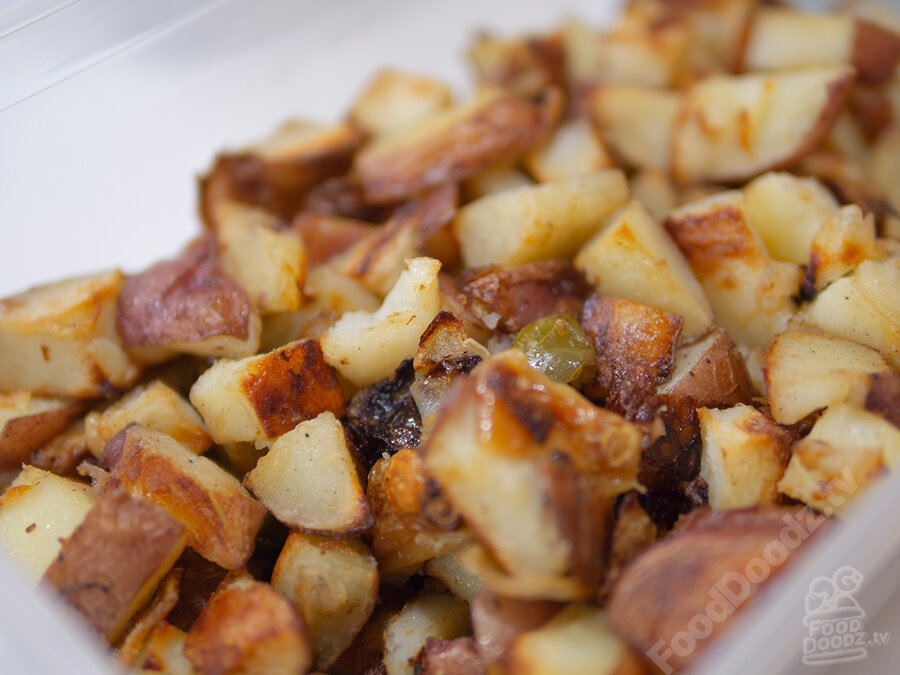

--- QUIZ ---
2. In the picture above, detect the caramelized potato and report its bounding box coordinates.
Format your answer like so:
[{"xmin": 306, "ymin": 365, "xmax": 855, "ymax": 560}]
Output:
[{"xmin": 0, "ymin": 393, "xmax": 84, "ymax": 469}]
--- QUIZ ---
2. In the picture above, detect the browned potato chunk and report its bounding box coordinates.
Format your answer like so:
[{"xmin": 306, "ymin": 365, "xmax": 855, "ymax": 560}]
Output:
[
  {"xmin": 292, "ymin": 212, "xmax": 373, "ymax": 266},
  {"xmin": 454, "ymin": 170, "xmax": 629, "ymax": 268},
  {"xmin": 469, "ymin": 32, "xmax": 565, "ymax": 96},
  {"xmin": 671, "ymin": 66, "xmax": 853, "ymax": 183},
  {"xmin": 804, "ymin": 204, "xmax": 877, "ymax": 295},
  {"xmin": 272, "ymin": 532, "xmax": 378, "ymax": 670},
  {"xmin": 349, "ymin": 69, "xmax": 453, "ymax": 138},
  {"xmin": 245, "ymin": 412, "xmax": 372, "ymax": 536},
  {"xmin": 85, "ymin": 380, "xmax": 211, "ymax": 457},
  {"xmin": 0, "ymin": 393, "xmax": 84, "ymax": 469},
  {"xmin": 355, "ymin": 87, "xmax": 561, "ymax": 203},
  {"xmin": 190, "ymin": 338, "xmax": 345, "ymax": 444},
  {"xmin": 101, "ymin": 425, "xmax": 266, "ymax": 570},
  {"xmin": 699, "ymin": 405, "xmax": 789, "ymax": 509},
  {"xmin": 117, "ymin": 238, "xmax": 260, "ymax": 359},
  {"xmin": 764, "ymin": 331, "xmax": 898, "ymax": 424},
  {"xmin": 184, "ymin": 576, "xmax": 312, "ymax": 675},
  {"xmin": 0, "ymin": 270, "xmax": 138, "ymax": 397},
  {"xmin": 0, "ymin": 466, "xmax": 95, "ymax": 581},
  {"xmin": 43, "ymin": 487, "xmax": 186, "ymax": 643}
]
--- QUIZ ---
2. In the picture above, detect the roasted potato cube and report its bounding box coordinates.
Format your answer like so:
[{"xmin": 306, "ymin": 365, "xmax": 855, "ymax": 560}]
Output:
[
  {"xmin": 665, "ymin": 191, "xmax": 802, "ymax": 347},
  {"xmin": 321, "ymin": 257, "xmax": 442, "ymax": 387},
  {"xmin": 355, "ymin": 87, "xmax": 561, "ymax": 203},
  {"xmin": 0, "ymin": 466, "xmax": 95, "ymax": 581},
  {"xmin": 778, "ymin": 404, "xmax": 899, "ymax": 512},
  {"xmin": 764, "ymin": 331, "xmax": 898, "ymax": 424},
  {"xmin": 468, "ymin": 32, "xmax": 565, "ymax": 96},
  {"xmin": 101, "ymin": 425, "xmax": 266, "ymax": 570},
  {"xmin": 214, "ymin": 201, "xmax": 305, "ymax": 314},
  {"xmin": 349, "ymin": 69, "xmax": 453, "ymax": 138},
  {"xmin": 805, "ymin": 257, "xmax": 900, "ymax": 369},
  {"xmin": 0, "ymin": 270, "xmax": 138, "ymax": 397},
  {"xmin": 85, "ymin": 380, "xmax": 211, "ymax": 457},
  {"xmin": 0, "ymin": 393, "xmax": 84, "ymax": 470},
  {"xmin": 184, "ymin": 576, "xmax": 312, "ymax": 675},
  {"xmin": 508, "ymin": 604, "xmax": 638, "ymax": 675},
  {"xmin": 658, "ymin": 328, "xmax": 754, "ymax": 405},
  {"xmin": 589, "ymin": 85, "xmax": 680, "ymax": 170},
  {"xmin": 117, "ymin": 238, "xmax": 260, "ymax": 359},
  {"xmin": 698, "ymin": 404, "xmax": 789, "ymax": 509},
  {"xmin": 245, "ymin": 412, "xmax": 372, "ymax": 536},
  {"xmin": 272, "ymin": 532, "xmax": 379, "ymax": 670},
  {"xmin": 628, "ymin": 169, "xmax": 676, "ymax": 221},
  {"xmin": 454, "ymin": 170, "xmax": 629, "ymax": 268},
  {"xmin": 43, "ymin": 487, "xmax": 186, "ymax": 643},
  {"xmin": 463, "ymin": 163, "xmax": 534, "ymax": 200},
  {"xmin": 523, "ymin": 118, "xmax": 615, "ymax": 182},
  {"xmin": 804, "ymin": 205, "xmax": 877, "ymax": 294},
  {"xmin": 383, "ymin": 591, "xmax": 470, "ymax": 675},
  {"xmin": 190, "ymin": 338, "xmax": 345, "ymax": 444},
  {"xmin": 743, "ymin": 172, "xmax": 838, "ymax": 265},
  {"xmin": 671, "ymin": 66, "xmax": 853, "ymax": 183},
  {"xmin": 575, "ymin": 200, "xmax": 713, "ymax": 340}
]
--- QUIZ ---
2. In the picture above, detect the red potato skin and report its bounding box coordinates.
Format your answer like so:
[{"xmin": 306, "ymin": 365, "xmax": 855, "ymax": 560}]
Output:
[
  {"xmin": 852, "ymin": 20, "xmax": 900, "ymax": 85},
  {"xmin": 0, "ymin": 400, "xmax": 85, "ymax": 470}
]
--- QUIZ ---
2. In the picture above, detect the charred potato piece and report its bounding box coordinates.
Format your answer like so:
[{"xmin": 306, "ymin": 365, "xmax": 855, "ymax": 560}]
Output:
[
  {"xmin": 101, "ymin": 424, "xmax": 266, "ymax": 570},
  {"xmin": 190, "ymin": 338, "xmax": 344, "ymax": 444},
  {"xmin": 43, "ymin": 487, "xmax": 186, "ymax": 643},
  {"xmin": 0, "ymin": 393, "xmax": 84, "ymax": 470},
  {"xmin": 0, "ymin": 270, "xmax": 138, "ymax": 397}
]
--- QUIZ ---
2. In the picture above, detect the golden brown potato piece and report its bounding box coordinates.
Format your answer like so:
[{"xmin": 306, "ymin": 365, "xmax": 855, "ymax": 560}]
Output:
[
  {"xmin": 245, "ymin": 412, "xmax": 373, "ymax": 536},
  {"xmin": 581, "ymin": 295, "xmax": 683, "ymax": 419},
  {"xmin": 201, "ymin": 120, "xmax": 363, "ymax": 224},
  {"xmin": 189, "ymin": 338, "xmax": 345, "ymax": 444},
  {"xmin": 657, "ymin": 328, "xmax": 754, "ymax": 406},
  {"xmin": 469, "ymin": 32, "xmax": 565, "ymax": 96},
  {"xmin": 422, "ymin": 351, "xmax": 643, "ymax": 592},
  {"xmin": 292, "ymin": 212, "xmax": 372, "ymax": 266},
  {"xmin": 355, "ymin": 87, "xmax": 561, "ymax": 203},
  {"xmin": 0, "ymin": 465, "xmax": 96, "ymax": 582},
  {"xmin": 184, "ymin": 576, "xmax": 312, "ymax": 675},
  {"xmin": 699, "ymin": 404, "xmax": 789, "ymax": 509},
  {"xmin": 0, "ymin": 393, "xmax": 84, "ymax": 470},
  {"xmin": 461, "ymin": 260, "xmax": 591, "ymax": 334},
  {"xmin": 117, "ymin": 238, "xmax": 260, "ymax": 359},
  {"xmin": 0, "ymin": 270, "xmax": 138, "ymax": 397},
  {"xmin": 101, "ymin": 425, "xmax": 266, "ymax": 570},
  {"xmin": 84, "ymin": 380, "xmax": 211, "ymax": 457},
  {"xmin": 608, "ymin": 507, "xmax": 826, "ymax": 672},
  {"xmin": 803, "ymin": 205, "xmax": 877, "ymax": 296},
  {"xmin": 43, "ymin": 486, "xmax": 186, "ymax": 643},
  {"xmin": 349, "ymin": 69, "xmax": 453, "ymax": 138},
  {"xmin": 470, "ymin": 591, "xmax": 561, "ymax": 668},
  {"xmin": 272, "ymin": 532, "xmax": 379, "ymax": 670},
  {"xmin": 671, "ymin": 66, "xmax": 854, "ymax": 184}
]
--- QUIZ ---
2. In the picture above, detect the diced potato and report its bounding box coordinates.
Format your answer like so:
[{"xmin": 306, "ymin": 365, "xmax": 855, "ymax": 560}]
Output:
[
  {"xmin": 628, "ymin": 169, "xmax": 676, "ymax": 221},
  {"xmin": 101, "ymin": 425, "xmax": 266, "ymax": 570},
  {"xmin": 764, "ymin": 331, "xmax": 897, "ymax": 424},
  {"xmin": 0, "ymin": 466, "xmax": 95, "ymax": 582},
  {"xmin": 671, "ymin": 66, "xmax": 853, "ymax": 183},
  {"xmin": 424, "ymin": 553, "xmax": 484, "ymax": 603},
  {"xmin": 214, "ymin": 201, "xmax": 305, "ymax": 314},
  {"xmin": 0, "ymin": 271, "xmax": 138, "ymax": 397},
  {"xmin": 190, "ymin": 338, "xmax": 345, "ymax": 443},
  {"xmin": 84, "ymin": 380, "xmax": 211, "ymax": 457},
  {"xmin": 575, "ymin": 200, "xmax": 713, "ymax": 340},
  {"xmin": 43, "ymin": 487, "xmax": 186, "ymax": 643},
  {"xmin": 805, "ymin": 205, "xmax": 877, "ymax": 293},
  {"xmin": 0, "ymin": 393, "xmax": 83, "ymax": 469},
  {"xmin": 657, "ymin": 328, "xmax": 755, "ymax": 406},
  {"xmin": 778, "ymin": 405, "xmax": 899, "ymax": 512},
  {"xmin": 383, "ymin": 591, "xmax": 470, "ymax": 675},
  {"xmin": 805, "ymin": 257, "xmax": 900, "ymax": 369},
  {"xmin": 272, "ymin": 532, "xmax": 378, "ymax": 670},
  {"xmin": 349, "ymin": 69, "xmax": 453, "ymax": 137},
  {"xmin": 508, "ymin": 604, "xmax": 635, "ymax": 675},
  {"xmin": 184, "ymin": 576, "xmax": 312, "ymax": 675},
  {"xmin": 355, "ymin": 87, "xmax": 560, "ymax": 203},
  {"xmin": 523, "ymin": 118, "xmax": 615, "ymax": 183},
  {"xmin": 321, "ymin": 257, "xmax": 442, "ymax": 387},
  {"xmin": 698, "ymin": 405, "xmax": 789, "ymax": 509},
  {"xmin": 245, "ymin": 412, "xmax": 372, "ymax": 536},
  {"xmin": 468, "ymin": 32, "xmax": 564, "ymax": 96},
  {"xmin": 589, "ymin": 85, "xmax": 680, "ymax": 170},
  {"xmin": 665, "ymin": 191, "xmax": 802, "ymax": 347},
  {"xmin": 743, "ymin": 172, "xmax": 838, "ymax": 264},
  {"xmin": 454, "ymin": 170, "xmax": 629, "ymax": 268},
  {"xmin": 136, "ymin": 622, "xmax": 193, "ymax": 675},
  {"xmin": 463, "ymin": 163, "xmax": 534, "ymax": 200}
]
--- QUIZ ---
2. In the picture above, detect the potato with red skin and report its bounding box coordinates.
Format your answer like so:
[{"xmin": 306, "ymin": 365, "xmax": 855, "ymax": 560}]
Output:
[
  {"xmin": 0, "ymin": 393, "xmax": 85, "ymax": 470},
  {"xmin": 293, "ymin": 212, "xmax": 373, "ymax": 266}
]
